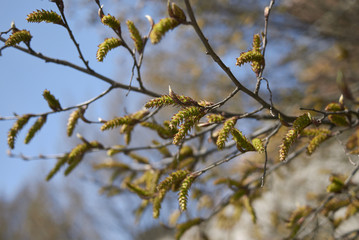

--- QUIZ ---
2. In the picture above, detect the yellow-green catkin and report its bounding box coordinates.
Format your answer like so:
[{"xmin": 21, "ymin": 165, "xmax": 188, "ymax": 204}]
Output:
[
  {"xmin": 216, "ymin": 117, "xmax": 237, "ymax": 150},
  {"xmin": 101, "ymin": 14, "xmax": 121, "ymax": 31},
  {"xmin": 26, "ymin": 9, "xmax": 64, "ymax": 26},
  {"xmin": 150, "ymin": 18, "xmax": 179, "ymax": 44},
  {"xmin": 5, "ymin": 30, "xmax": 32, "ymax": 46},
  {"xmin": 67, "ymin": 108, "xmax": 81, "ymax": 137},
  {"xmin": 126, "ymin": 20, "xmax": 143, "ymax": 53},
  {"xmin": 24, "ymin": 115, "xmax": 47, "ymax": 144},
  {"xmin": 178, "ymin": 174, "xmax": 195, "ymax": 211},
  {"xmin": 279, "ymin": 129, "xmax": 297, "ymax": 161},
  {"xmin": 96, "ymin": 37, "xmax": 122, "ymax": 62},
  {"xmin": 43, "ymin": 89, "xmax": 62, "ymax": 111},
  {"xmin": 8, "ymin": 114, "xmax": 31, "ymax": 149}
]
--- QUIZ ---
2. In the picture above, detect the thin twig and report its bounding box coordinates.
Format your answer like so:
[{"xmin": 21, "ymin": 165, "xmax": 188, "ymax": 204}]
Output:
[
  {"xmin": 203, "ymin": 145, "xmax": 307, "ymax": 225},
  {"xmin": 262, "ymin": 0, "xmax": 275, "ymax": 61},
  {"xmin": 247, "ymin": 146, "xmax": 307, "ymax": 188},
  {"xmin": 261, "ymin": 122, "xmax": 281, "ymax": 186},
  {"xmin": 1, "ymin": 86, "xmax": 114, "ymax": 121},
  {"xmin": 336, "ymin": 228, "xmax": 359, "ymax": 240},
  {"xmin": 56, "ymin": 2, "xmax": 93, "ymax": 71},
  {"xmin": 0, "ymin": 37, "xmax": 160, "ymax": 98},
  {"xmin": 254, "ymin": 0, "xmax": 275, "ymax": 94},
  {"xmin": 184, "ymin": 0, "xmax": 295, "ymax": 123},
  {"xmin": 7, "ymin": 151, "xmax": 65, "ymax": 161},
  {"xmin": 95, "ymin": 0, "xmax": 149, "ymax": 92},
  {"xmin": 206, "ymin": 87, "xmax": 240, "ymax": 110},
  {"xmin": 193, "ymin": 152, "xmax": 243, "ymax": 177},
  {"xmin": 334, "ymin": 136, "xmax": 357, "ymax": 166}
]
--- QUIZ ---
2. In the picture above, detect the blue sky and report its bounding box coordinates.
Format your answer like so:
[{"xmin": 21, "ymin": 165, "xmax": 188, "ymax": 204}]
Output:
[
  {"xmin": 0, "ymin": 0, "xmax": 290, "ymax": 200},
  {"xmin": 0, "ymin": 0, "xmax": 121, "ymax": 199}
]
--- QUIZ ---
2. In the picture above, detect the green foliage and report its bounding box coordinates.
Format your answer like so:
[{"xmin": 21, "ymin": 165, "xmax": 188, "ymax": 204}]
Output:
[
  {"xmin": 96, "ymin": 37, "xmax": 123, "ymax": 62},
  {"xmin": 231, "ymin": 128, "xmax": 255, "ymax": 152},
  {"xmin": 242, "ymin": 195, "xmax": 257, "ymax": 224},
  {"xmin": 172, "ymin": 114, "xmax": 203, "ymax": 145},
  {"xmin": 236, "ymin": 34, "xmax": 265, "ymax": 76},
  {"xmin": 153, "ymin": 170, "xmax": 189, "ymax": 218},
  {"xmin": 126, "ymin": 20, "xmax": 143, "ymax": 53},
  {"xmin": 326, "ymin": 174, "xmax": 346, "ymax": 193},
  {"xmin": 175, "ymin": 218, "xmax": 203, "ymax": 240},
  {"xmin": 216, "ymin": 117, "xmax": 237, "ymax": 150},
  {"xmin": 346, "ymin": 127, "xmax": 359, "ymax": 154},
  {"xmin": 93, "ymin": 160, "xmax": 130, "ymax": 170},
  {"xmin": 206, "ymin": 114, "xmax": 225, "ymax": 123},
  {"xmin": 24, "ymin": 115, "xmax": 47, "ymax": 144},
  {"xmin": 322, "ymin": 197, "xmax": 351, "ymax": 217},
  {"xmin": 157, "ymin": 170, "xmax": 189, "ymax": 192},
  {"xmin": 251, "ymin": 138, "xmax": 264, "ymax": 153},
  {"xmin": 126, "ymin": 182, "xmax": 153, "ymax": 199},
  {"xmin": 170, "ymin": 106, "xmax": 204, "ymax": 129},
  {"xmin": 145, "ymin": 93, "xmax": 199, "ymax": 109},
  {"xmin": 7, "ymin": 114, "xmax": 31, "ymax": 149},
  {"xmin": 43, "ymin": 89, "xmax": 62, "ymax": 111},
  {"xmin": 150, "ymin": 1, "xmax": 187, "ymax": 44},
  {"xmin": 304, "ymin": 128, "xmax": 331, "ymax": 155},
  {"xmin": 64, "ymin": 141, "xmax": 103, "ymax": 176},
  {"xmin": 178, "ymin": 174, "xmax": 196, "ymax": 211},
  {"xmin": 168, "ymin": 2, "xmax": 187, "ymax": 23},
  {"xmin": 67, "ymin": 108, "xmax": 82, "ymax": 137},
  {"xmin": 325, "ymin": 102, "xmax": 350, "ymax": 126},
  {"xmin": 150, "ymin": 18, "xmax": 180, "ymax": 44},
  {"xmin": 26, "ymin": 9, "xmax": 64, "ymax": 26},
  {"xmin": 140, "ymin": 121, "xmax": 177, "ymax": 139},
  {"xmin": 286, "ymin": 206, "xmax": 313, "ymax": 237},
  {"xmin": 101, "ymin": 14, "xmax": 121, "ymax": 32},
  {"xmin": 5, "ymin": 30, "xmax": 32, "ymax": 46},
  {"xmin": 101, "ymin": 110, "xmax": 148, "ymax": 131},
  {"xmin": 145, "ymin": 90, "xmax": 206, "ymax": 145},
  {"xmin": 279, "ymin": 129, "xmax": 297, "ymax": 161},
  {"xmin": 292, "ymin": 112, "xmax": 312, "ymax": 131},
  {"xmin": 101, "ymin": 110, "xmax": 148, "ymax": 145},
  {"xmin": 101, "ymin": 115, "xmax": 136, "ymax": 131},
  {"xmin": 127, "ymin": 152, "xmax": 149, "ymax": 164},
  {"xmin": 279, "ymin": 113, "xmax": 312, "ymax": 161},
  {"xmin": 46, "ymin": 154, "xmax": 69, "ymax": 181}
]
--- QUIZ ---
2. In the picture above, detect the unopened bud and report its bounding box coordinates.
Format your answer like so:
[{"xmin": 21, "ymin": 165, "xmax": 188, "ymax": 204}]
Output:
[
  {"xmin": 98, "ymin": 5, "xmax": 105, "ymax": 19},
  {"xmin": 168, "ymin": 1, "xmax": 186, "ymax": 23},
  {"xmin": 339, "ymin": 94, "xmax": 344, "ymax": 106},
  {"xmin": 264, "ymin": 6, "xmax": 270, "ymax": 18},
  {"xmin": 10, "ymin": 21, "xmax": 19, "ymax": 33},
  {"xmin": 145, "ymin": 15, "xmax": 154, "ymax": 27}
]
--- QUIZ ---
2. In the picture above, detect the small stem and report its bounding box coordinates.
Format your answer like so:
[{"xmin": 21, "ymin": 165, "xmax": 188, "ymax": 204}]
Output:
[
  {"xmin": 184, "ymin": 0, "xmax": 295, "ymax": 123},
  {"xmin": 254, "ymin": 0, "xmax": 275, "ymax": 93},
  {"xmin": 0, "ymin": 37, "xmax": 160, "ymax": 98},
  {"xmin": 261, "ymin": 122, "xmax": 281, "ymax": 187},
  {"xmin": 57, "ymin": 6, "xmax": 92, "ymax": 71}
]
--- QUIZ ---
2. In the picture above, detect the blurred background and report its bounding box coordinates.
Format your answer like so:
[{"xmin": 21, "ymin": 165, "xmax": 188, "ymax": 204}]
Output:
[{"xmin": 1, "ymin": 0, "xmax": 359, "ymax": 239}]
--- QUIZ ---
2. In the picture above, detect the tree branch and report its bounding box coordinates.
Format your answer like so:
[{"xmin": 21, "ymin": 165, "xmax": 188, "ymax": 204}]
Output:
[
  {"xmin": 184, "ymin": 0, "xmax": 295, "ymax": 123},
  {"xmin": 0, "ymin": 37, "xmax": 160, "ymax": 98}
]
